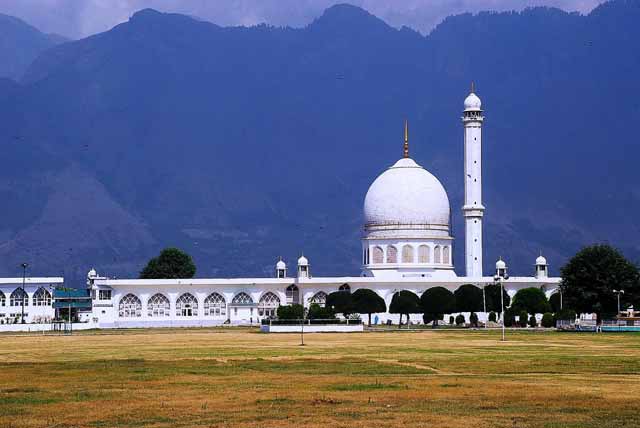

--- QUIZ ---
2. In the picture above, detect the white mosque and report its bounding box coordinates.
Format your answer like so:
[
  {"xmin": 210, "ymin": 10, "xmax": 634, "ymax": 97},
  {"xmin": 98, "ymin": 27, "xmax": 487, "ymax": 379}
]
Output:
[{"xmin": 0, "ymin": 89, "xmax": 559, "ymax": 328}]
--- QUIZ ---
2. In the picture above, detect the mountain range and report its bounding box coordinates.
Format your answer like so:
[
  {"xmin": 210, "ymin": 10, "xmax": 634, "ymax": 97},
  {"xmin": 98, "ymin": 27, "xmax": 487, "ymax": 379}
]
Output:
[{"xmin": 0, "ymin": 1, "xmax": 639, "ymax": 281}]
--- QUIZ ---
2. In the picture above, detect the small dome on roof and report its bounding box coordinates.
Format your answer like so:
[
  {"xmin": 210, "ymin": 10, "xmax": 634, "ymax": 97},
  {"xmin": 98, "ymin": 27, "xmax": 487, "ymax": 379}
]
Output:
[
  {"xmin": 464, "ymin": 92, "xmax": 482, "ymax": 111},
  {"xmin": 536, "ymin": 255, "xmax": 547, "ymax": 265},
  {"xmin": 297, "ymin": 255, "xmax": 308, "ymax": 266},
  {"xmin": 276, "ymin": 259, "xmax": 286, "ymax": 270},
  {"xmin": 495, "ymin": 258, "xmax": 506, "ymax": 269},
  {"xmin": 87, "ymin": 268, "xmax": 97, "ymax": 278}
]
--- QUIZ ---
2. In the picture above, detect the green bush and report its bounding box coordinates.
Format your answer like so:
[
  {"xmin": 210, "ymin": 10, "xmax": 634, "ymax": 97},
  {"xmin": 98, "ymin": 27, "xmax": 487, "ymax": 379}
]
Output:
[
  {"xmin": 469, "ymin": 312, "xmax": 479, "ymax": 327},
  {"xmin": 518, "ymin": 310, "xmax": 528, "ymax": 328},
  {"xmin": 554, "ymin": 308, "xmax": 577, "ymax": 322},
  {"xmin": 504, "ymin": 309, "xmax": 515, "ymax": 327},
  {"xmin": 277, "ymin": 304, "xmax": 304, "ymax": 320},
  {"xmin": 488, "ymin": 311, "xmax": 497, "ymax": 322},
  {"xmin": 448, "ymin": 315, "xmax": 454, "ymax": 324},
  {"xmin": 528, "ymin": 315, "xmax": 537, "ymax": 328},
  {"xmin": 307, "ymin": 303, "xmax": 335, "ymax": 320},
  {"xmin": 541, "ymin": 312, "xmax": 554, "ymax": 328},
  {"xmin": 455, "ymin": 314, "xmax": 465, "ymax": 326}
]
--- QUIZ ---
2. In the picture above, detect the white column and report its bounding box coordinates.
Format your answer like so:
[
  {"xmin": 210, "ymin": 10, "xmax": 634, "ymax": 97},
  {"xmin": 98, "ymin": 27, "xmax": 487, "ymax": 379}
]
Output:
[{"xmin": 462, "ymin": 94, "xmax": 485, "ymax": 277}]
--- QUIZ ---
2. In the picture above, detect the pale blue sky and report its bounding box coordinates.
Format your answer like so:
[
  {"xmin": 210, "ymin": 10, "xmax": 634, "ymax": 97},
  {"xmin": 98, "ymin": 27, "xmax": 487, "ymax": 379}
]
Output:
[{"xmin": 1, "ymin": 0, "xmax": 604, "ymax": 39}]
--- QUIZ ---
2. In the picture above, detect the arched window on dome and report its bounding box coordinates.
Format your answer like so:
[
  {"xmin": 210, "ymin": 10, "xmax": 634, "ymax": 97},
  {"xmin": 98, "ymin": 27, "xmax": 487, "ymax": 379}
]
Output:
[
  {"xmin": 418, "ymin": 245, "xmax": 430, "ymax": 263},
  {"xmin": 402, "ymin": 245, "xmax": 414, "ymax": 263},
  {"xmin": 443, "ymin": 246, "xmax": 451, "ymax": 264},
  {"xmin": 286, "ymin": 284, "xmax": 299, "ymax": 304},
  {"xmin": 309, "ymin": 291, "xmax": 328, "ymax": 307},
  {"xmin": 339, "ymin": 284, "xmax": 351, "ymax": 293},
  {"xmin": 372, "ymin": 246, "xmax": 383, "ymax": 264},
  {"xmin": 386, "ymin": 246, "xmax": 398, "ymax": 264},
  {"xmin": 204, "ymin": 292, "xmax": 226, "ymax": 317},
  {"xmin": 33, "ymin": 287, "xmax": 52, "ymax": 306},
  {"xmin": 258, "ymin": 292, "xmax": 280, "ymax": 317},
  {"xmin": 119, "ymin": 294, "xmax": 141, "ymax": 318},
  {"xmin": 434, "ymin": 246, "xmax": 441, "ymax": 264},
  {"xmin": 147, "ymin": 293, "xmax": 170, "ymax": 317},
  {"xmin": 176, "ymin": 293, "xmax": 198, "ymax": 317}
]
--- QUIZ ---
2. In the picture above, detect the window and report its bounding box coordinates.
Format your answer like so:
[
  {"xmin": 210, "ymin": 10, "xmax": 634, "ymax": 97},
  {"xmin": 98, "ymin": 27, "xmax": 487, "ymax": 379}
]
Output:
[
  {"xmin": 286, "ymin": 285, "xmax": 299, "ymax": 304},
  {"xmin": 232, "ymin": 292, "xmax": 253, "ymax": 305},
  {"xmin": 0, "ymin": 291, "xmax": 5, "ymax": 307},
  {"xmin": 443, "ymin": 246, "xmax": 451, "ymax": 264},
  {"xmin": 402, "ymin": 245, "xmax": 414, "ymax": 263},
  {"xmin": 176, "ymin": 293, "xmax": 198, "ymax": 317},
  {"xmin": 434, "ymin": 246, "xmax": 441, "ymax": 264},
  {"xmin": 147, "ymin": 293, "xmax": 170, "ymax": 317},
  {"xmin": 118, "ymin": 294, "xmax": 142, "ymax": 318},
  {"xmin": 418, "ymin": 245, "xmax": 430, "ymax": 263},
  {"xmin": 9, "ymin": 289, "xmax": 28, "ymax": 307},
  {"xmin": 33, "ymin": 288, "xmax": 52, "ymax": 306},
  {"xmin": 386, "ymin": 245, "xmax": 398, "ymax": 263},
  {"xmin": 204, "ymin": 293, "xmax": 226, "ymax": 317},
  {"xmin": 339, "ymin": 284, "xmax": 351, "ymax": 292},
  {"xmin": 99, "ymin": 290, "xmax": 112, "ymax": 300},
  {"xmin": 372, "ymin": 246, "xmax": 384, "ymax": 264},
  {"xmin": 309, "ymin": 291, "xmax": 328, "ymax": 307},
  {"xmin": 258, "ymin": 292, "xmax": 280, "ymax": 317}
]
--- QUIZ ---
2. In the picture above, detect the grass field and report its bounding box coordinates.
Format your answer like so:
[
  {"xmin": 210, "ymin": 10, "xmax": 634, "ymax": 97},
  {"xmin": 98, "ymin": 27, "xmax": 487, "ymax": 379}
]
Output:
[{"xmin": 1, "ymin": 328, "xmax": 639, "ymax": 427}]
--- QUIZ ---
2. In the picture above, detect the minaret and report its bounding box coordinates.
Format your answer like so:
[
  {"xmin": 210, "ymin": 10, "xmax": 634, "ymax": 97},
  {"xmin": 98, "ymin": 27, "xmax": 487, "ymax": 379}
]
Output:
[{"xmin": 462, "ymin": 83, "xmax": 485, "ymax": 277}]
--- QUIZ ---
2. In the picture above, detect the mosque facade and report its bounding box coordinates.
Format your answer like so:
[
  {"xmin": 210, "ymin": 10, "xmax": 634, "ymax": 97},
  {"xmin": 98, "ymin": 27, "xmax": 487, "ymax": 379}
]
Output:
[{"xmin": 1, "ymin": 89, "xmax": 560, "ymax": 327}]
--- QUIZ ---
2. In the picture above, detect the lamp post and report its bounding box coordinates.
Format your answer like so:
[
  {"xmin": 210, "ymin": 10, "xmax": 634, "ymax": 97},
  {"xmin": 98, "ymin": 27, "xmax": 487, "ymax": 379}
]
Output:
[
  {"xmin": 481, "ymin": 283, "xmax": 487, "ymax": 328},
  {"xmin": 613, "ymin": 289, "xmax": 625, "ymax": 316},
  {"xmin": 20, "ymin": 263, "xmax": 28, "ymax": 324},
  {"xmin": 494, "ymin": 258, "xmax": 509, "ymax": 342}
]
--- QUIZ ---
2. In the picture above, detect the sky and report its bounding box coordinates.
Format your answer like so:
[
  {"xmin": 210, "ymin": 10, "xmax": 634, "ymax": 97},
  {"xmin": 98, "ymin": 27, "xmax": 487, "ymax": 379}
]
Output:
[{"xmin": 1, "ymin": 0, "xmax": 605, "ymax": 39}]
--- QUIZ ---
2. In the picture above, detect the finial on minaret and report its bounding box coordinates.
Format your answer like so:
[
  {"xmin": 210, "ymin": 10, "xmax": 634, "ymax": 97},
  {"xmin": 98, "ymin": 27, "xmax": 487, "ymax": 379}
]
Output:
[
  {"xmin": 403, "ymin": 120, "xmax": 409, "ymax": 158},
  {"xmin": 471, "ymin": 81, "xmax": 475, "ymax": 93}
]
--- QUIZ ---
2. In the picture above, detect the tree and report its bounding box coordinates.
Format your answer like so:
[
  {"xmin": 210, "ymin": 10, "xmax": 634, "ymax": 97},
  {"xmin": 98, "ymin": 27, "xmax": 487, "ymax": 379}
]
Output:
[
  {"xmin": 488, "ymin": 311, "xmax": 497, "ymax": 322},
  {"xmin": 326, "ymin": 291, "xmax": 355, "ymax": 316},
  {"xmin": 454, "ymin": 284, "xmax": 483, "ymax": 312},
  {"xmin": 511, "ymin": 288, "xmax": 551, "ymax": 314},
  {"xmin": 484, "ymin": 283, "xmax": 511, "ymax": 312},
  {"xmin": 389, "ymin": 290, "xmax": 421, "ymax": 328},
  {"xmin": 307, "ymin": 303, "xmax": 335, "ymax": 320},
  {"xmin": 277, "ymin": 304, "xmax": 304, "ymax": 320},
  {"xmin": 140, "ymin": 247, "xmax": 196, "ymax": 279},
  {"xmin": 469, "ymin": 312, "xmax": 479, "ymax": 327},
  {"xmin": 421, "ymin": 287, "xmax": 456, "ymax": 327},
  {"xmin": 504, "ymin": 308, "xmax": 516, "ymax": 327},
  {"xmin": 448, "ymin": 315, "xmax": 455, "ymax": 324},
  {"xmin": 455, "ymin": 314, "xmax": 465, "ymax": 326},
  {"xmin": 541, "ymin": 312, "xmax": 554, "ymax": 328},
  {"xmin": 518, "ymin": 310, "xmax": 528, "ymax": 328},
  {"xmin": 549, "ymin": 292, "xmax": 562, "ymax": 313},
  {"xmin": 352, "ymin": 288, "xmax": 386, "ymax": 326},
  {"xmin": 528, "ymin": 315, "xmax": 537, "ymax": 328},
  {"xmin": 561, "ymin": 244, "xmax": 640, "ymax": 322}
]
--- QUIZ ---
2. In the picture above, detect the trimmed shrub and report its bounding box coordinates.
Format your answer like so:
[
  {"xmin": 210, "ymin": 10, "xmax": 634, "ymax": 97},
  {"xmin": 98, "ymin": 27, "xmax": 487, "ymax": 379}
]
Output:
[
  {"xmin": 555, "ymin": 308, "xmax": 577, "ymax": 322},
  {"xmin": 528, "ymin": 315, "xmax": 537, "ymax": 328},
  {"xmin": 541, "ymin": 312, "xmax": 554, "ymax": 328},
  {"xmin": 277, "ymin": 304, "xmax": 304, "ymax": 320},
  {"xmin": 449, "ymin": 315, "xmax": 455, "ymax": 325},
  {"xmin": 469, "ymin": 312, "xmax": 479, "ymax": 327},
  {"xmin": 455, "ymin": 314, "xmax": 465, "ymax": 326},
  {"xmin": 504, "ymin": 309, "xmax": 516, "ymax": 327},
  {"xmin": 518, "ymin": 310, "xmax": 528, "ymax": 328},
  {"xmin": 488, "ymin": 311, "xmax": 497, "ymax": 322},
  {"xmin": 307, "ymin": 303, "xmax": 335, "ymax": 320}
]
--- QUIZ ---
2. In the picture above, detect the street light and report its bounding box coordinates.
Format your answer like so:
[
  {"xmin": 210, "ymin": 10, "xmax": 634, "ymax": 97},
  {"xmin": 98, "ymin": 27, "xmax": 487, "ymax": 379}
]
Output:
[
  {"xmin": 20, "ymin": 263, "xmax": 28, "ymax": 324},
  {"xmin": 613, "ymin": 289, "xmax": 625, "ymax": 315},
  {"xmin": 494, "ymin": 258, "xmax": 509, "ymax": 342}
]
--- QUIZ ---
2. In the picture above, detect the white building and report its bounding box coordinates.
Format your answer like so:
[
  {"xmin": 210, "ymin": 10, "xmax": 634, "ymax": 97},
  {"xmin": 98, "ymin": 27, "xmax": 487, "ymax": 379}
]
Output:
[
  {"xmin": 0, "ymin": 277, "xmax": 63, "ymax": 324},
  {"xmin": 1, "ymin": 89, "xmax": 560, "ymax": 328}
]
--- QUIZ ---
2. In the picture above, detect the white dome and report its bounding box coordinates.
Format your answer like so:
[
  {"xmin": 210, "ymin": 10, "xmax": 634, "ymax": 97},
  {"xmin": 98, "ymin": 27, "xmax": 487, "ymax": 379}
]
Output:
[
  {"xmin": 536, "ymin": 255, "xmax": 547, "ymax": 265},
  {"xmin": 87, "ymin": 268, "xmax": 97, "ymax": 278},
  {"xmin": 495, "ymin": 259, "xmax": 506, "ymax": 269},
  {"xmin": 297, "ymin": 255, "xmax": 308, "ymax": 266},
  {"xmin": 364, "ymin": 157, "xmax": 450, "ymax": 229},
  {"xmin": 464, "ymin": 92, "xmax": 482, "ymax": 111},
  {"xmin": 276, "ymin": 259, "xmax": 286, "ymax": 270}
]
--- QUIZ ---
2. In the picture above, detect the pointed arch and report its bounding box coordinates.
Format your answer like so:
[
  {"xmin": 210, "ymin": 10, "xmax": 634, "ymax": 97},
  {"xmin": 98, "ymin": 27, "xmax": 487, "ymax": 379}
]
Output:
[
  {"xmin": 0, "ymin": 290, "xmax": 5, "ymax": 307},
  {"xmin": 119, "ymin": 293, "xmax": 142, "ymax": 318},
  {"xmin": 204, "ymin": 292, "xmax": 226, "ymax": 317},
  {"xmin": 309, "ymin": 291, "xmax": 328, "ymax": 306},
  {"xmin": 434, "ymin": 245, "xmax": 441, "ymax": 263},
  {"xmin": 402, "ymin": 245, "xmax": 414, "ymax": 263},
  {"xmin": 147, "ymin": 293, "xmax": 170, "ymax": 317},
  {"xmin": 372, "ymin": 246, "xmax": 383, "ymax": 264},
  {"xmin": 258, "ymin": 291, "xmax": 280, "ymax": 317},
  {"xmin": 386, "ymin": 245, "xmax": 398, "ymax": 263},
  {"xmin": 176, "ymin": 293, "xmax": 198, "ymax": 317},
  {"xmin": 339, "ymin": 283, "xmax": 351, "ymax": 293},
  {"xmin": 286, "ymin": 284, "xmax": 299, "ymax": 304},
  {"xmin": 33, "ymin": 287, "xmax": 52, "ymax": 306},
  {"xmin": 443, "ymin": 246, "xmax": 451, "ymax": 264},
  {"xmin": 10, "ymin": 288, "xmax": 28, "ymax": 307},
  {"xmin": 232, "ymin": 292, "xmax": 253, "ymax": 305},
  {"xmin": 418, "ymin": 245, "xmax": 430, "ymax": 263}
]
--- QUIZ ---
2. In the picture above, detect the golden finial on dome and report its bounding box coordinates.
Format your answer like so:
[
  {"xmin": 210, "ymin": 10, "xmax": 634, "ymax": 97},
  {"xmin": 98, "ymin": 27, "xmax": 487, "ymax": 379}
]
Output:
[{"xmin": 403, "ymin": 120, "xmax": 409, "ymax": 158}]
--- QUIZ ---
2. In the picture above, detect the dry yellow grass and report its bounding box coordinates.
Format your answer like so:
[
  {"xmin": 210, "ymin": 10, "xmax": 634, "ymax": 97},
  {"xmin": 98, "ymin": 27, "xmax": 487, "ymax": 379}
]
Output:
[{"xmin": 1, "ymin": 328, "xmax": 639, "ymax": 427}]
